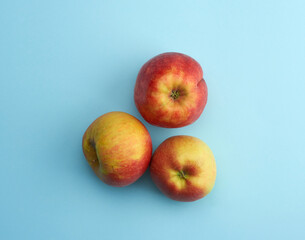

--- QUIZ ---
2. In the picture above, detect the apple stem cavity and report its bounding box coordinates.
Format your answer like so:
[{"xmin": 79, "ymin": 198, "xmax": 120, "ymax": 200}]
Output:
[
  {"xmin": 177, "ymin": 170, "xmax": 187, "ymax": 180},
  {"xmin": 170, "ymin": 90, "xmax": 180, "ymax": 100}
]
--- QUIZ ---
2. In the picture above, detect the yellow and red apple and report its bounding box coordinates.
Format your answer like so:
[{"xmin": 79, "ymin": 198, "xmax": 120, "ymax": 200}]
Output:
[
  {"xmin": 82, "ymin": 111, "xmax": 152, "ymax": 187},
  {"xmin": 150, "ymin": 136, "xmax": 216, "ymax": 202},
  {"xmin": 134, "ymin": 52, "xmax": 208, "ymax": 128}
]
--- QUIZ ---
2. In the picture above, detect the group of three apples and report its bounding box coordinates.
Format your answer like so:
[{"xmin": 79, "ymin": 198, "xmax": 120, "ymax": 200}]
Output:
[{"xmin": 82, "ymin": 52, "xmax": 216, "ymax": 202}]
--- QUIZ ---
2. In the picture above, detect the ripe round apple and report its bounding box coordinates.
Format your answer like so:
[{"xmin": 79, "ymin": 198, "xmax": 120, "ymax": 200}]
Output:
[
  {"xmin": 150, "ymin": 136, "xmax": 216, "ymax": 202},
  {"xmin": 82, "ymin": 111, "xmax": 152, "ymax": 187},
  {"xmin": 134, "ymin": 52, "xmax": 208, "ymax": 128}
]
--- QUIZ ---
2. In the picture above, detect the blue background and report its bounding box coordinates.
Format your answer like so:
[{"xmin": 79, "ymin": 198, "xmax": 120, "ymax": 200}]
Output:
[{"xmin": 1, "ymin": 0, "xmax": 304, "ymax": 239}]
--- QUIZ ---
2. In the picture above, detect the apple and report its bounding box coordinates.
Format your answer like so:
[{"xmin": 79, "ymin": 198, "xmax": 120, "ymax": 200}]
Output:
[
  {"xmin": 134, "ymin": 52, "xmax": 208, "ymax": 128},
  {"xmin": 150, "ymin": 135, "xmax": 216, "ymax": 202},
  {"xmin": 82, "ymin": 111, "xmax": 152, "ymax": 187}
]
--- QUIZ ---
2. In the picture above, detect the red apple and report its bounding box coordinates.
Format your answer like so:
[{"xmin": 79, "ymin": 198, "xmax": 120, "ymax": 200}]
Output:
[
  {"xmin": 134, "ymin": 52, "xmax": 208, "ymax": 128},
  {"xmin": 150, "ymin": 136, "xmax": 216, "ymax": 202},
  {"xmin": 82, "ymin": 112, "xmax": 152, "ymax": 187}
]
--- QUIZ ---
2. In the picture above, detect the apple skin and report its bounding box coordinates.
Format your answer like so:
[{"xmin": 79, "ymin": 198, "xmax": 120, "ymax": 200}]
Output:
[
  {"xmin": 150, "ymin": 136, "xmax": 216, "ymax": 202},
  {"xmin": 134, "ymin": 52, "xmax": 208, "ymax": 128},
  {"xmin": 82, "ymin": 112, "xmax": 152, "ymax": 187}
]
